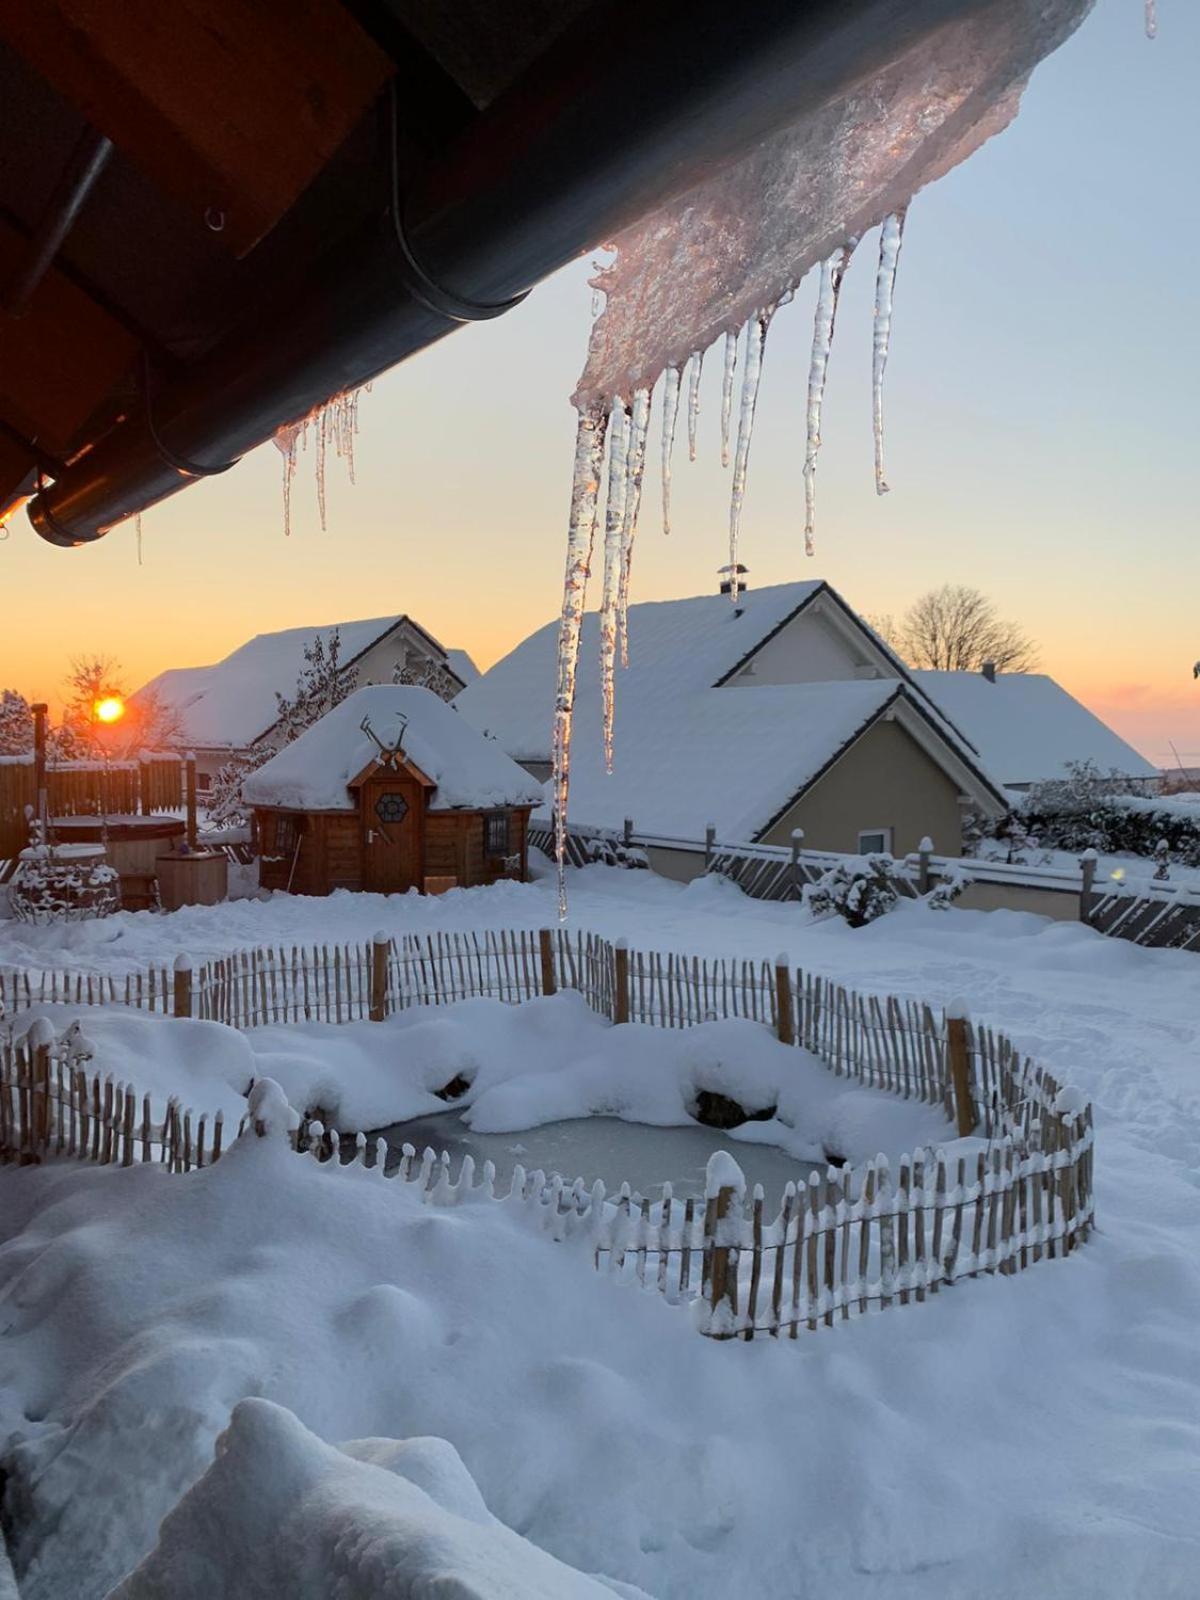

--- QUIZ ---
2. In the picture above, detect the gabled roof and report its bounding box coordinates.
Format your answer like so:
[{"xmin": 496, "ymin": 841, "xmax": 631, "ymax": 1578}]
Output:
[
  {"xmin": 913, "ymin": 671, "xmax": 1158, "ymax": 788},
  {"xmin": 536, "ymin": 679, "xmax": 1002, "ymax": 840},
  {"xmin": 244, "ymin": 686, "xmax": 544, "ymax": 814},
  {"xmin": 457, "ymin": 582, "xmax": 826, "ymax": 761},
  {"xmin": 133, "ymin": 614, "xmax": 469, "ymax": 751}
]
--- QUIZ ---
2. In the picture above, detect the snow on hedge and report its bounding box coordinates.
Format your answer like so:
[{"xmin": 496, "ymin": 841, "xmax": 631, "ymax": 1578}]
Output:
[{"xmin": 243, "ymin": 686, "xmax": 543, "ymax": 814}]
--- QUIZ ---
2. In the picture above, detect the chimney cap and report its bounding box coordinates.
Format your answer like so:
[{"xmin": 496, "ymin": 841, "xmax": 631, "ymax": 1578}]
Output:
[{"xmin": 981, "ymin": 661, "xmax": 997, "ymax": 682}]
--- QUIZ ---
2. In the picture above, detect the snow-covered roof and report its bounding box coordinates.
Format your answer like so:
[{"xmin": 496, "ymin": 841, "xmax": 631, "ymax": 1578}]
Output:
[
  {"xmin": 134, "ymin": 615, "xmax": 473, "ymax": 750},
  {"xmin": 542, "ymin": 679, "xmax": 912, "ymax": 839},
  {"xmin": 457, "ymin": 582, "xmax": 827, "ymax": 762},
  {"xmin": 244, "ymin": 686, "xmax": 544, "ymax": 814},
  {"xmin": 913, "ymin": 671, "xmax": 1158, "ymax": 788}
]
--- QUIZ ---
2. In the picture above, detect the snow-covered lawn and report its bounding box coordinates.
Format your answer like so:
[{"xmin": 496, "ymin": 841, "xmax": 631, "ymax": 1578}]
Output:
[{"xmin": 2, "ymin": 861, "xmax": 1199, "ymax": 1597}]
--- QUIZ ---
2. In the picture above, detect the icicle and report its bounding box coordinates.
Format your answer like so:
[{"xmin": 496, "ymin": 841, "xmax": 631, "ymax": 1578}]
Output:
[
  {"xmin": 660, "ymin": 365, "xmax": 681, "ymax": 537},
  {"xmin": 599, "ymin": 404, "xmax": 631, "ymax": 774},
  {"xmin": 273, "ymin": 420, "xmax": 302, "ymax": 538},
  {"xmin": 617, "ymin": 387, "xmax": 652, "ymax": 669},
  {"xmin": 552, "ymin": 406, "xmax": 610, "ymax": 918},
  {"xmin": 802, "ymin": 242, "xmax": 855, "ymax": 557},
  {"xmin": 872, "ymin": 208, "xmax": 907, "ymax": 497},
  {"xmin": 727, "ymin": 312, "xmax": 770, "ymax": 602},
  {"xmin": 1144, "ymin": 0, "xmax": 1156, "ymax": 37},
  {"xmin": 720, "ymin": 330, "xmax": 738, "ymax": 468},
  {"xmin": 686, "ymin": 351, "xmax": 703, "ymax": 462},
  {"xmin": 135, "ymin": 512, "xmax": 144, "ymax": 567}
]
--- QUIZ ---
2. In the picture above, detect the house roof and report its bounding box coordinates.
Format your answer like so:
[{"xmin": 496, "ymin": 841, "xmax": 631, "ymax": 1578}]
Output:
[
  {"xmin": 244, "ymin": 686, "xmax": 544, "ymax": 814},
  {"xmin": 134, "ymin": 614, "xmax": 469, "ymax": 750},
  {"xmin": 457, "ymin": 582, "xmax": 827, "ymax": 762},
  {"xmin": 455, "ymin": 579, "xmax": 1005, "ymax": 837},
  {"xmin": 913, "ymin": 671, "xmax": 1158, "ymax": 788}
]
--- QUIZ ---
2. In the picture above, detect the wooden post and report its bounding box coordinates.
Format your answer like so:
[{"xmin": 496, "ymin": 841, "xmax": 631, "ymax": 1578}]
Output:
[
  {"xmin": 33, "ymin": 1036, "xmax": 52, "ymax": 1156},
  {"xmin": 613, "ymin": 937, "xmax": 630, "ymax": 1024},
  {"xmin": 702, "ymin": 1171, "xmax": 743, "ymax": 1339},
  {"xmin": 538, "ymin": 928, "xmax": 557, "ymax": 996},
  {"xmin": 917, "ymin": 834, "xmax": 933, "ymax": 895},
  {"xmin": 31, "ymin": 702, "xmax": 48, "ymax": 832},
  {"xmin": 623, "ymin": 816, "xmax": 633, "ymax": 849},
  {"xmin": 704, "ymin": 823, "xmax": 716, "ymax": 871},
  {"xmin": 1078, "ymin": 849, "xmax": 1097, "ymax": 924},
  {"xmin": 369, "ymin": 932, "xmax": 389, "ymax": 1022},
  {"xmin": 790, "ymin": 828, "xmax": 804, "ymax": 897},
  {"xmin": 774, "ymin": 953, "xmax": 794, "ymax": 1046},
  {"xmin": 946, "ymin": 1013, "xmax": 977, "ymax": 1137},
  {"xmin": 173, "ymin": 955, "xmax": 192, "ymax": 1019},
  {"xmin": 185, "ymin": 752, "xmax": 198, "ymax": 848}
]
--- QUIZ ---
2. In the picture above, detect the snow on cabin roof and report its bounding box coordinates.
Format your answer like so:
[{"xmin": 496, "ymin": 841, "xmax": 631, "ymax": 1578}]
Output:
[
  {"xmin": 133, "ymin": 615, "xmax": 472, "ymax": 750},
  {"xmin": 457, "ymin": 582, "xmax": 827, "ymax": 761},
  {"xmin": 537, "ymin": 679, "xmax": 907, "ymax": 840},
  {"xmin": 243, "ymin": 686, "xmax": 545, "ymax": 814},
  {"xmin": 913, "ymin": 671, "xmax": 1158, "ymax": 788}
]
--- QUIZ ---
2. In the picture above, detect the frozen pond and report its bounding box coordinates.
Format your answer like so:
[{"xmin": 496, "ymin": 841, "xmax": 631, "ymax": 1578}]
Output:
[{"xmin": 374, "ymin": 1112, "xmax": 820, "ymax": 1203}]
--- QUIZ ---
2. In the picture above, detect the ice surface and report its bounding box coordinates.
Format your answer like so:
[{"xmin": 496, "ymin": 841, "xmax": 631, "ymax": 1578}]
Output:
[
  {"xmin": 617, "ymin": 388, "xmax": 653, "ymax": 670},
  {"xmin": 726, "ymin": 312, "xmax": 770, "ymax": 602},
  {"xmin": 686, "ymin": 350, "xmax": 702, "ymax": 462},
  {"xmin": 719, "ymin": 329, "xmax": 738, "ymax": 469},
  {"xmin": 1145, "ymin": 0, "xmax": 1157, "ymax": 39},
  {"xmin": 599, "ymin": 405, "xmax": 630, "ymax": 774},
  {"xmin": 659, "ymin": 364, "xmax": 681, "ymax": 537}
]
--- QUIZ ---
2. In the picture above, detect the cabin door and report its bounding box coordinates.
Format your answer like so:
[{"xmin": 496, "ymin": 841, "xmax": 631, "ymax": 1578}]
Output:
[{"xmin": 362, "ymin": 776, "xmax": 421, "ymax": 892}]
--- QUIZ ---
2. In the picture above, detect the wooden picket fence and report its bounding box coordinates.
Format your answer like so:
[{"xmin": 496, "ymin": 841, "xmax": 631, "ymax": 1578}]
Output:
[
  {"xmin": 0, "ymin": 1027, "xmax": 230, "ymax": 1172},
  {"xmin": 0, "ymin": 927, "xmax": 1094, "ymax": 1339}
]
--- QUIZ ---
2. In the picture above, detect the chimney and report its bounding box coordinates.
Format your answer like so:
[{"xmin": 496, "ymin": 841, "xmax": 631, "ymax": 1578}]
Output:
[
  {"xmin": 718, "ymin": 563, "xmax": 749, "ymax": 596},
  {"xmin": 981, "ymin": 661, "xmax": 996, "ymax": 683}
]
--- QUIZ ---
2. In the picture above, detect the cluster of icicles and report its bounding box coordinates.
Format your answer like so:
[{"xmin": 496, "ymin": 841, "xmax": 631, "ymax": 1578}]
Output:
[
  {"xmin": 551, "ymin": 212, "xmax": 908, "ymax": 915},
  {"xmin": 272, "ymin": 387, "xmax": 368, "ymax": 538}
]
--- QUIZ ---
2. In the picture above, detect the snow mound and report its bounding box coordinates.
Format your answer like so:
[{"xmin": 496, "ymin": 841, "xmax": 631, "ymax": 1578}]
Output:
[{"xmin": 108, "ymin": 1398, "xmax": 637, "ymax": 1599}]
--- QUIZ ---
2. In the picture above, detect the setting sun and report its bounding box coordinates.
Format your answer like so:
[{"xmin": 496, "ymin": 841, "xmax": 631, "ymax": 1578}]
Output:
[{"xmin": 93, "ymin": 695, "xmax": 126, "ymax": 725}]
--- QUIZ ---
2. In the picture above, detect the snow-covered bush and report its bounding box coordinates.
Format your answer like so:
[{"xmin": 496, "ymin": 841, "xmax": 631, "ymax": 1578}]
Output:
[
  {"xmin": 1020, "ymin": 763, "xmax": 1200, "ymax": 868},
  {"xmin": 584, "ymin": 835, "xmax": 649, "ymax": 870},
  {"xmin": 9, "ymin": 847, "xmax": 120, "ymax": 923},
  {"xmin": 805, "ymin": 854, "xmax": 901, "ymax": 928},
  {"xmin": 925, "ymin": 867, "xmax": 970, "ymax": 911}
]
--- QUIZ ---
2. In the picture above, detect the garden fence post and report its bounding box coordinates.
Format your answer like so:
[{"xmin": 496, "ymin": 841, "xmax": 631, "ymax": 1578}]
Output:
[
  {"xmin": 946, "ymin": 1012, "xmax": 977, "ymax": 1137},
  {"xmin": 370, "ymin": 933, "xmax": 389, "ymax": 1022},
  {"xmin": 703, "ymin": 1182, "xmax": 742, "ymax": 1338},
  {"xmin": 173, "ymin": 955, "xmax": 192, "ymax": 1020},
  {"xmin": 33, "ymin": 1036, "xmax": 52, "ymax": 1156},
  {"xmin": 32, "ymin": 701, "xmax": 48, "ymax": 831},
  {"xmin": 185, "ymin": 753, "xmax": 198, "ymax": 848},
  {"xmin": 613, "ymin": 937, "xmax": 630, "ymax": 1024},
  {"xmin": 775, "ymin": 954, "xmax": 794, "ymax": 1046},
  {"xmin": 704, "ymin": 823, "xmax": 716, "ymax": 872},
  {"xmin": 1078, "ymin": 849, "xmax": 1097, "ymax": 924},
  {"xmin": 790, "ymin": 828, "xmax": 804, "ymax": 898},
  {"xmin": 917, "ymin": 835, "xmax": 933, "ymax": 895},
  {"xmin": 623, "ymin": 816, "xmax": 634, "ymax": 849},
  {"xmin": 539, "ymin": 928, "xmax": 557, "ymax": 996}
]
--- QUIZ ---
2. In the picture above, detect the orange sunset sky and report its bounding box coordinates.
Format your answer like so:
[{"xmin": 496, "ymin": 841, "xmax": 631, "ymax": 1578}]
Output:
[{"xmin": 1, "ymin": 0, "xmax": 1195, "ymax": 770}]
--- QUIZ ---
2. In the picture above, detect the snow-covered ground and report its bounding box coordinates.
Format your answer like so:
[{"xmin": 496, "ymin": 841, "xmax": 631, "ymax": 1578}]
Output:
[{"xmin": 2, "ymin": 861, "xmax": 1199, "ymax": 1597}]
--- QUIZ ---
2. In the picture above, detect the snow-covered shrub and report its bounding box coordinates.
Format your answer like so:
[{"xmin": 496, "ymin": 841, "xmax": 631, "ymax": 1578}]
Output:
[
  {"xmin": 9, "ymin": 848, "xmax": 120, "ymax": 923},
  {"xmin": 925, "ymin": 867, "xmax": 970, "ymax": 911},
  {"xmin": 584, "ymin": 835, "xmax": 649, "ymax": 870},
  {"xmin": 805, "ymin": 854, "xmax": 901, "ymax": 928},
  {"xmin": 1021, "ymin": 767, "xmax": 1200, "ymax": 868}
]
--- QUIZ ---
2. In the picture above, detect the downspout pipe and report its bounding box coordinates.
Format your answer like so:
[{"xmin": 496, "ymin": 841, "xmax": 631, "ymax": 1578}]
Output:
[{"xmin": 29, "ymin": 0, "xmax": 998, "ymax": 547}]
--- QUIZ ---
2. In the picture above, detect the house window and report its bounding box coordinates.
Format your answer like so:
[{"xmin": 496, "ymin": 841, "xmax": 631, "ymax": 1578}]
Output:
[
  {"xmin": 197, "ymin": 771, "xmax": 212, "ymax": 793},
  {"xmin": 857, "ymin": 827, "xmax": 893, "ymax": 856},
  {"xmin": 484, "ymin": 811, "xmax": 511, "ymax": 855},
  {"xmin": 274, "ymin": 814, "xmax": 301, "ymax": 856}
]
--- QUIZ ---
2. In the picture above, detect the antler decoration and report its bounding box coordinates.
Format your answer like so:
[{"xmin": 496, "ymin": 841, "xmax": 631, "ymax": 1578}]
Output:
[{"xmin": 360, "ymin": 713, "xmax": 409, "ymax": 769}]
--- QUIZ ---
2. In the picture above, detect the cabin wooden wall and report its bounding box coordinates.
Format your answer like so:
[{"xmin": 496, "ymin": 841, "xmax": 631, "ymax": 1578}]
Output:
[{"xmin": 255, "ymin": 804, "xmax": 531, "ymax": 896}]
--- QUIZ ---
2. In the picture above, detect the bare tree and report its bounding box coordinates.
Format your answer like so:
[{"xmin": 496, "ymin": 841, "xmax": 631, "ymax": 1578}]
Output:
[{"xmin": 888, "ymin": 585, "xmax": 1038, "ymax": 674}]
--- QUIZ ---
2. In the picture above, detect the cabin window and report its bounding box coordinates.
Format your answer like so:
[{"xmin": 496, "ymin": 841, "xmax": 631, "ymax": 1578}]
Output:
[
  {"xmin": 197, "ymin": 771, "xmax": 212, "ymax": 793},
  {"xmin": 857, "ymin": 827, "xmax": 893, "ymax": 856},
  {"xmin": 484, "ymin": 811, "xmax": 511, "ymax": 855},
  {"xmin": 274, "ymin": 814, "xmax": 302, "ymax": 857}
]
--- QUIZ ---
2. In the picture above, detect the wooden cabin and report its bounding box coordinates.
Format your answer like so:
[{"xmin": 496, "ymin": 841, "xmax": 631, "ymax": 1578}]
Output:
[{"xmin": 244, "ymin": 686, "xmax": 543, "ymax": 897}]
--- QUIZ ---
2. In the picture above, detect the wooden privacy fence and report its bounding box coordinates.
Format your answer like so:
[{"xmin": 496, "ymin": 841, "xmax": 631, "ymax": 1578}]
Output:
[{"xmin": 0, "ymin": 755, "xmax": 184, "ymax": 859}]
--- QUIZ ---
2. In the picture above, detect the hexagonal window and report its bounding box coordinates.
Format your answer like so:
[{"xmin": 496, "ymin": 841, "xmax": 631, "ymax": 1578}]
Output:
[{"xmin": 374, "ymin": 792, "xmax": 409, "ymax": 825}]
